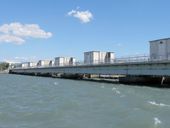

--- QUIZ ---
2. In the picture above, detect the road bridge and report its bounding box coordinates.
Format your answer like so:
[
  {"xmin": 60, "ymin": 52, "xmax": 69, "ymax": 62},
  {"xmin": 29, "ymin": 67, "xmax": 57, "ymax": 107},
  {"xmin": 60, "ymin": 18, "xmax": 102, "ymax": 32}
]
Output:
[{"xmin": 10, "ymin": 61, "xmax": 170, "ymax": 76}]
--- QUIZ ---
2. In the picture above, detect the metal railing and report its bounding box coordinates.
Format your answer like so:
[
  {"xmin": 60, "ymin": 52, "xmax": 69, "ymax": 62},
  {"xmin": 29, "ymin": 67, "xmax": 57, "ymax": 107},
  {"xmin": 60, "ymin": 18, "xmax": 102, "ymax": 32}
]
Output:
[{"xmin": 13, "ymin": 54, "xmax": 170, "ymax": 69}]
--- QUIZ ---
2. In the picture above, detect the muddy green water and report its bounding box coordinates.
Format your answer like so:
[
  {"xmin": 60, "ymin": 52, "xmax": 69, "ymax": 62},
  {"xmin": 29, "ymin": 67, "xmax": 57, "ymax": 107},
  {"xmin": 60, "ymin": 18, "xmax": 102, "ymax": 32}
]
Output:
[{"xmin": 0, "ymin": 74, "xmax": 170, "ymax": 128}]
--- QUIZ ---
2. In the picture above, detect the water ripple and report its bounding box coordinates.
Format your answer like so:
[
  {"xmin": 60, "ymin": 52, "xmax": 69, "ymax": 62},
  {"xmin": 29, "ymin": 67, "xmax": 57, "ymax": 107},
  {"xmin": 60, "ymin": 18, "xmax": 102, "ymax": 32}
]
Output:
[
  {"xmin": 148, "ymin": 101, "xmax": 170, "ymax": 107},
  {"xmin": 154, "ymin": 117, "xmax": 162, "ymax": 127}
]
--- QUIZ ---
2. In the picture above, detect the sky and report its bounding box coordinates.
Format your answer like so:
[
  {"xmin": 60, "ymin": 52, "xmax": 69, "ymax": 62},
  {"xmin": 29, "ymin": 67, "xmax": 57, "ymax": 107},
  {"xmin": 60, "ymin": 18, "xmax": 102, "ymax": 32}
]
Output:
[{"xmin": 0, "ymin": 0, "xmax": 170, "ymax": 62}]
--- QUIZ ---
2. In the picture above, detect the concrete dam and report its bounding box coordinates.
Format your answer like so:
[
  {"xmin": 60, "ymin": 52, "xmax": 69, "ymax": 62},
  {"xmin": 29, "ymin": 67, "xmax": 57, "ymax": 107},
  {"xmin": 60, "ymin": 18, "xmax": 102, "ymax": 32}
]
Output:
[
  {"xmin": 9, "ymin": 38, "xmax": 170, "ymax": 87},
  {"xmin": 10, "ymin": 60, "xmax": 170, "ymax": 87}
]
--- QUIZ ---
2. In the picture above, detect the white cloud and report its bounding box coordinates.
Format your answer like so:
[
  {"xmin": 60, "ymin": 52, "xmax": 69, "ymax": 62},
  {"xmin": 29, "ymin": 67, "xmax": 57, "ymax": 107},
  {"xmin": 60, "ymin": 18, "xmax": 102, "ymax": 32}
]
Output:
[
  {"xmin": 0, "ymin": 22, "xmax": 52, "ymax": 44},
  {"xmin": 68, "ymin": 9, "xmax": 93, "ymax": 23},
  {"xmin": 0, "ymin": 35, "xmax": 25, "ymax": 45}
]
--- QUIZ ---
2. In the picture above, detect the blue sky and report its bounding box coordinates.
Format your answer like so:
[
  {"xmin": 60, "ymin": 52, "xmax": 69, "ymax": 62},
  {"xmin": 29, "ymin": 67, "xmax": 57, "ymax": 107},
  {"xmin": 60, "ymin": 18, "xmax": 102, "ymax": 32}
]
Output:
[{"xmin": 0, "ymin": 0, "xmax": 170, "ymax": 62}]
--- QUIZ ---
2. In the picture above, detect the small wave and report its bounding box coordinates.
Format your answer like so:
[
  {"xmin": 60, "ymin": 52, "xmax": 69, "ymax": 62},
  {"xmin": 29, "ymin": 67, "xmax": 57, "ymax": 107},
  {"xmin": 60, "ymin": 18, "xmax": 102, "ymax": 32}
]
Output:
[
  {"xmin": 112, "ymin": 87, "xmax": 121, "ymax": 94},
  {"xmin": 54, "ymin": 82, "xmax": 59, "ymax": 85},
  {"xmin": 115, "ymin": 90, "xmax": 120, "ymax": 94},
  {"xmin": 112, "ymin": 87, "xmax": 117, "ymax": 91},
  {"xmin": 154, "ymin": 117, "xmax": 162, "ymax": 126},
  {"xmin": 148, "ymin": 101, "xmax": 170, "ymax": 107}
]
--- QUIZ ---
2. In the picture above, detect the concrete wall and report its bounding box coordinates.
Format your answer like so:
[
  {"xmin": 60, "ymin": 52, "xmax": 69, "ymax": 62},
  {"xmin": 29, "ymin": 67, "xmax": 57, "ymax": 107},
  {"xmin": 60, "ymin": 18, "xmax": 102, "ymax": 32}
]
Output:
[
  {"xmin": 69, "ymin": 58, "xmax": 76, "ymax": 66},
  {"xmin": 37, "ymin": 60, "xmax": 50, "ymax": 67},
  {"xmin": 10, "ymin": 61, "xmax": 170, "ymax": 77},
  {"xmin": 55, "ymin": 57, "xmax": 75, "ymax": 66},
  {"xmin": 21, "ymin": 63, "xmax": 29, "ymax": 68},
  {"xmin": 84, "ymin": 51, "xmax": 115, "ymax": 64},
  {"xmin": 105, "ymin": 52, "xmax": 115, "ymax": 63},
  {"xmin": 49, "ymin": 60, "xmax": 54, "ymax": 66},
  {"xmin": 150, "ymin": 38, "xmax": 170, "ymax": 61},
  {"xmin": 28, "ymin": 62, "xmax": 37, "ymax": 67}
]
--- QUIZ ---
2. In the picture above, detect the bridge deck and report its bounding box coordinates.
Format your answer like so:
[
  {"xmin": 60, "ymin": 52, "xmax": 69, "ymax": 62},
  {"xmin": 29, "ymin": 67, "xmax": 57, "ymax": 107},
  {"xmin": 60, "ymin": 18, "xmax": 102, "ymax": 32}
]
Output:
[{"xmin": 10, "ymin": 61, "xmax": 170, "ymax": 76}]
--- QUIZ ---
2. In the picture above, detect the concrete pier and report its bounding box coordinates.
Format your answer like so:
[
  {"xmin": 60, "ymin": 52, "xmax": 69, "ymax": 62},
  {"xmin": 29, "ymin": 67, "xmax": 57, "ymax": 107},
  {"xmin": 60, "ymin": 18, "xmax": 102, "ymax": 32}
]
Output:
[
  {"xmin": 9, "ymin": 61, "xmax": 170, "ymax": 87},
  {"xmin": 119, "ymin": 76, "xmax": 170, "ymax": 87}
]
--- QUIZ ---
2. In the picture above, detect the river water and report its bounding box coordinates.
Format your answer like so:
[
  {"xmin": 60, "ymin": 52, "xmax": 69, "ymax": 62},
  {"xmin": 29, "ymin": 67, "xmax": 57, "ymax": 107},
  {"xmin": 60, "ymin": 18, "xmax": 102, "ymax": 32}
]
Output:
[{"xmin": 0, "ymin": 74, "xmax": 170, "ymax": 128}]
